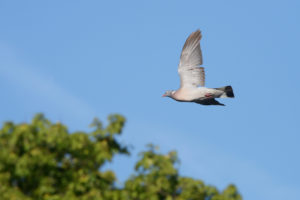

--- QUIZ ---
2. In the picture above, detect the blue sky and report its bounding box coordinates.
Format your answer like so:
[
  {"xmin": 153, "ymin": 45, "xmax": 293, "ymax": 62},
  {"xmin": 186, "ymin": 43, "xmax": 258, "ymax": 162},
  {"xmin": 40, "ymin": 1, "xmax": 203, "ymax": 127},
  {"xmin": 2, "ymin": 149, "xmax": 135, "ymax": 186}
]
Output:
[{"xmin": 1, "ymin": 0, "xmax": 300, "ymax": 199}]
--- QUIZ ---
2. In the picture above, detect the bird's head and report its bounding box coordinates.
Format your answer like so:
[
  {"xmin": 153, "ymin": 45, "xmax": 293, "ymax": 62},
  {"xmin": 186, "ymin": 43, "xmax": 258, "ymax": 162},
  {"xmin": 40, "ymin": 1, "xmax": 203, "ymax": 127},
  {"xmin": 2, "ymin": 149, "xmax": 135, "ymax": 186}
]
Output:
[{"xmin": 162, "ymin": 90, "xmax": 175, "ymax": 98}]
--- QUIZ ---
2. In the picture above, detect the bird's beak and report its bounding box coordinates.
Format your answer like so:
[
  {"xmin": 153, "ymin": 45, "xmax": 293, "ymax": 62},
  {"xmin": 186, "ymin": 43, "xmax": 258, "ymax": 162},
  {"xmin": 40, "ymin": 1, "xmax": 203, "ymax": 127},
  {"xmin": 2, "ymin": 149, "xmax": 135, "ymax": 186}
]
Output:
[{"xmin": 162, "ymin": 94, "xmax": 166, "ymax": 97}]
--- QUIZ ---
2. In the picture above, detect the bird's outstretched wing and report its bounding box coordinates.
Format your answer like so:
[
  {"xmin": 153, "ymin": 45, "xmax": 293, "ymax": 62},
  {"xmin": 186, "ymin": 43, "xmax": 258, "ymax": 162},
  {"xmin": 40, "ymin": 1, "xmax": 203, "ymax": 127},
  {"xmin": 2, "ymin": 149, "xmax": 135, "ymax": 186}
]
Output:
[
  {"xmin": 178, "ymin": 30, "xmax": 205, "ymax": 88},
  {"xmin": 194, "ymin": 98, "xmax": 225, "ymax": 106}
]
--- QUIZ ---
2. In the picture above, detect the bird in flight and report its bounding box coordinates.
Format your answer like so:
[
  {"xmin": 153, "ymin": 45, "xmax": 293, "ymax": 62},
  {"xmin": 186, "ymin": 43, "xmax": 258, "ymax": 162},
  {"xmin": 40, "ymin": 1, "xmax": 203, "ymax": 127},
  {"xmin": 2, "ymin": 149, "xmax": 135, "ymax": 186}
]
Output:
[{"xmin": 162, "ymin": 30, "xmax": 234, "ymax": 106}]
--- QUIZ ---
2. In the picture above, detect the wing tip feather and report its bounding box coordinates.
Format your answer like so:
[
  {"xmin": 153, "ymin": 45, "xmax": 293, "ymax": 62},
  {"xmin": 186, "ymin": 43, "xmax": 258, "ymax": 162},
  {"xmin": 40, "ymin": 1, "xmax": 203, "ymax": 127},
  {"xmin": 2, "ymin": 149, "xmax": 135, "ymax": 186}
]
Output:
[{"xmin": 181, "ymin": 29, "xmax": 202, "ymax": 52}]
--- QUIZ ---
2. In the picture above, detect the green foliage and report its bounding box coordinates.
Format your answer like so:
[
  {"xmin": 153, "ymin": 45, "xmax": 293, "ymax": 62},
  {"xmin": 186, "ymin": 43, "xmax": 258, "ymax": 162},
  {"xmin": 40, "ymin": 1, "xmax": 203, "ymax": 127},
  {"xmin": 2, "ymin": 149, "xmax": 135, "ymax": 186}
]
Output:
[
  {"xmin": 0, "ymin": 114, "xmax": 242, "ymax": 200},
  {"xmin": 125, "ymin": 145, "xmax": 242, "ymax": 200}
]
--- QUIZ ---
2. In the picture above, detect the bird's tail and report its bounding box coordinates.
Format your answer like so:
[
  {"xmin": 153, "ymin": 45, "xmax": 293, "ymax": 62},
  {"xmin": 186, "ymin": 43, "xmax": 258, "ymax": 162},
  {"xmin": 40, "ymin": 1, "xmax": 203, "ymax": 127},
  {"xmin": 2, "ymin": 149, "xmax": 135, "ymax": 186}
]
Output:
[{"xmin": 215, "ymin": 86, "xmax": 234, "ymax": 98}]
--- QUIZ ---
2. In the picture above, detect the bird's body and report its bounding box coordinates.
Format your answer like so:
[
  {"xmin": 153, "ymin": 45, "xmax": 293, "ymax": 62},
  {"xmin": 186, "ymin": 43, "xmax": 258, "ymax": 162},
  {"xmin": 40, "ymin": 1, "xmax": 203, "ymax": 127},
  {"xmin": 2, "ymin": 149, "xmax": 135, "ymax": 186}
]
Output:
[
  {"xmin": 173, "ymin": 87, "xmax": 223, "ymax": 102},
  {"xmin": 163, "ymin": 29, "xmax": 234, "ymax": 106}
]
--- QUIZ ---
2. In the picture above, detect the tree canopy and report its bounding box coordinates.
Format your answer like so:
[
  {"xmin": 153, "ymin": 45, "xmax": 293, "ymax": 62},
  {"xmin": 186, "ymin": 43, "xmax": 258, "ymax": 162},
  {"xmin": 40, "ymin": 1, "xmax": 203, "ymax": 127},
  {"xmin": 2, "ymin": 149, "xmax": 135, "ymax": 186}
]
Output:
[{"xmin": 0, "ymin": 114, "xmax": 242, "ymax": 200}]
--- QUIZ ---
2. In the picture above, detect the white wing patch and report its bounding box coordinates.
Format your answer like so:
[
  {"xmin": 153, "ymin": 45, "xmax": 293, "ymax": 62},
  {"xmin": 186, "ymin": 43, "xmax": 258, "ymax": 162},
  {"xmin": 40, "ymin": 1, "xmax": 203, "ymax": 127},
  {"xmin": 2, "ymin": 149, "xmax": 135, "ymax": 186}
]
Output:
[{"xmin": 178, "ymin": 66, "xmax": 205, "ymax": 87}]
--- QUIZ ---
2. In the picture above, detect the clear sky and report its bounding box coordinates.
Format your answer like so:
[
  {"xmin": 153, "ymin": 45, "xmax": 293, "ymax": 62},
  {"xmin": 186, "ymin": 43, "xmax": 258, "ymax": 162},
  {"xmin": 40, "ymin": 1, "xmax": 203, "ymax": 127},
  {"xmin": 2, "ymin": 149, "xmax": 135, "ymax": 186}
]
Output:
[{"xmin": 1, "ymin": 1, "xmax": 299, "ymax": 199}]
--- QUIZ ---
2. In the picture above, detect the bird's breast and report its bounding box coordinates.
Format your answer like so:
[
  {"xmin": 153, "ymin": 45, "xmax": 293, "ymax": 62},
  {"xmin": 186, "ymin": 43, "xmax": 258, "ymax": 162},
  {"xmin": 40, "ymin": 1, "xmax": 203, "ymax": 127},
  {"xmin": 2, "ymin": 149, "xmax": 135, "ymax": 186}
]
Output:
[{"xmin": 173, "ymin": 88, "xmax": 206, "ymax": 101}]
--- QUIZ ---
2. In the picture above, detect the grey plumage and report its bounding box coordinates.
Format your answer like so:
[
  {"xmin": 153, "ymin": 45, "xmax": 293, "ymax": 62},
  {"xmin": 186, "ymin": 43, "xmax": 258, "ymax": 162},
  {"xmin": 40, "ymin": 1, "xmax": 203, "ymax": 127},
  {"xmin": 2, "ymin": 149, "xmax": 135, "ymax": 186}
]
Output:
[
  {"xmin": 178, "ymin": 30, "xmax": 204, "ymax": 88},
  {"xmin": 162, "ymin": 30, "xmax": 234, "ymax": 106}
]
